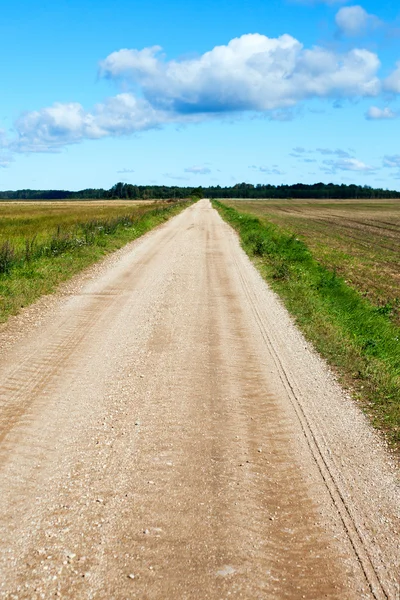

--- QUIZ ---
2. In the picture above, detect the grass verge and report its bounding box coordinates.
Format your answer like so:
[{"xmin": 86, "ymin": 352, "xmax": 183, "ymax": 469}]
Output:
[
  {"xmin": 213, "ymin": 200, "xmax": 400, "ymax": 448},
  {"xmin": 0, "ymin": 201, "xmax": 191, "ymax": 324},
  {"xmin": 223, "ymin": 198, "xmax": 400, "ymax": 326}
]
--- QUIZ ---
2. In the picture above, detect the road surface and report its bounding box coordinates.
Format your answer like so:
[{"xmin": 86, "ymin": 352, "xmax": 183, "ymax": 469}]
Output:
[{"xmin": 0, "ymin": 200, "xmax": 399, "ymax": 599}]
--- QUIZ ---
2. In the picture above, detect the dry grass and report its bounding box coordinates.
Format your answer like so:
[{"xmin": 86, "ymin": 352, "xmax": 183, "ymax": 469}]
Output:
[
  {"xmin": 224, "ymin": 199, "xmax": 400, "ymax": 324},
  {"xmin": 0, "ymin": 200, "xmax": 156, "ymax": 249}
]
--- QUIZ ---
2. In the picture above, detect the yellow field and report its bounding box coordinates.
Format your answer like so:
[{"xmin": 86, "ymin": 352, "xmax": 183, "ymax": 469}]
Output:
[{"xmin": 0, "ymin": 200, "xmax": 156, "ymax": 248}]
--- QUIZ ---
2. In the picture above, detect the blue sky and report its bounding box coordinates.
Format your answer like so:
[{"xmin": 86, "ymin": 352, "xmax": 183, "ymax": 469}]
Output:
[{"xmin": 1, "ymin": 0, "xmax": 400, "ymax": 190}]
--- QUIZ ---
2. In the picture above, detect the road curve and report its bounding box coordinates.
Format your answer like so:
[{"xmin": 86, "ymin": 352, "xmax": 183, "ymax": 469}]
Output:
[{"xmin": 0, "ymin": 199, "xmax": 399, "ymax": 599}]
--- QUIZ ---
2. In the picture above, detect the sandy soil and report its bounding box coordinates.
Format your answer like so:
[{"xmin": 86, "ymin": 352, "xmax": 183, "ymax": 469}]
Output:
[{"xmin": 0, "ymin": 199, "xmax": 399, "ymax": 599}]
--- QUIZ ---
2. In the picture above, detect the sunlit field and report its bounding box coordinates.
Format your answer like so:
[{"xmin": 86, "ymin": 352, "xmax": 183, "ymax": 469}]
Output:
[{"xmin": 0, "ymin": 200, "xmax": 155, "ymax": 249}]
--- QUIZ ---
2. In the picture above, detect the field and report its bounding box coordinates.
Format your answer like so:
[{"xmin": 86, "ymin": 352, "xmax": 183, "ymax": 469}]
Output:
[
  {"xmin": 224, "ymin": 199, "xmax": 400, "ymax": 324},
  {"xmin": 0, "ymin": 199, "xmax": 189, "ymax": 323},
  {"xmin": 0, "ymin": 200, "xmax": 155, "ymax": 248}
]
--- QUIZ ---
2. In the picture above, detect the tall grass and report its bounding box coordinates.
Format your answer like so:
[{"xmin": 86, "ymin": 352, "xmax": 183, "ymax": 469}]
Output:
[
  {"xmin": 0, "ymin": 206, "xmax": 183, "ymax": 275},
  {"xmin": 213, "ymin": 200, "xmax": 400, "ymax": 447}
]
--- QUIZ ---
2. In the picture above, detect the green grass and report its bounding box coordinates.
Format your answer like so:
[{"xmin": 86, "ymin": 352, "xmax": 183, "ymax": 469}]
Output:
[
  {"xmin": 0, "ymin": 200, "xmax": 191, "ymax": 323},
  {"xmin": 213, "ymin": 200, "xmax": 400, "ymax": 448}
]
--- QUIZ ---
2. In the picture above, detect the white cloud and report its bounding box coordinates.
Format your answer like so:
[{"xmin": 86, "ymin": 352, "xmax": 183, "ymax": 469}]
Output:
[
  {"xmin": 383, "ymin": 155, "xmax": 400, "ymax": 168},
  {"xmin": 366, "ymin": 106, "xmax": 397, "ymax": 119},
  {"xmin": 323, "ymin": 157, "xmax": 376, "ymax": 172},
  {"xmin": 100, "ymin": 34, "xmax": 381, "ymax": 113},
  {"xmin": 13, "ymin": 95, "xmax": 170, "ymax": 152},
  {"xmin": 92, "ymin": 93, "xmax": 168, "ymax": 136},
  {"xmin": 14, "ymin": 102, "xmax": 98, "ymax": 151},
  {"xmin": 117, "ymin": 168, "xmax": 135, "ymax": 173},
  {"xmin": 184, "ymin": 165, "xmax": 211, "ymax": 174},
  {"xmin": 335, "ymin": 6, "xmax": 380, "ymax": 37},
  {"xmin": 384, "ymin": 62, "xmax": 400, "ymax": 94},
  {"xmin": 9, "ymin": 34, "xmax": 382, "ymax": 152},
  {"xmin": 101, "ymin": 46, "xmax": 163, "ymax": 80}
]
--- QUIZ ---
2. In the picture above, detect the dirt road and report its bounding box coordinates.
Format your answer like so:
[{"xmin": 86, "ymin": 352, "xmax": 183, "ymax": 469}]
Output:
[{"xmin": 0, "ymin": 199, "xmax": 399, "ymax": 599}]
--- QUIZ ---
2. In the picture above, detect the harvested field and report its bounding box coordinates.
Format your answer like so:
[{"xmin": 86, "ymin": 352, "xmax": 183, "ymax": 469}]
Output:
[{"xmin": 224, "ymin": 199, "xmax": 400, "ymax": 324}]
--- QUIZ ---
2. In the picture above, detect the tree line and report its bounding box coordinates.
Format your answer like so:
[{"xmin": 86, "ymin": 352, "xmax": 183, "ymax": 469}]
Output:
[{"xmin": 1, "ymin": 181, "xmax": 399, "ymax": 200}]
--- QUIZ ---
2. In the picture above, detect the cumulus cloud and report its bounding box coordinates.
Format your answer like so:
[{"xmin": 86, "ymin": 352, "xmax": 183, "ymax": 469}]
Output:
[
  {"xmin": 184, "ymin": 165, "xmax": 211, "ymax": 174},
  {"xmin": 92, "ymin": 94, "xmax": 169, "ymax": 135},
  {"xmin": 13, "ymin": 95, "xmax": 170, "ymax": 152},
  {"xmin": 101, "ymin": 46, "xmax": 163, "ymax": 80},
  {"xmin": 366, "ymin": 106, "xmax": 398, "ymax": 119},
  {"xmin": 384, "ymin": 62, "xmax": 400, "ymax": 94},
  {"xmin": 14, "ymin": 103, "xmax": 99, "ymax": 151},
  {"xmin": 100, "ymin": 34, "xmax": 381, "ymax": 114},
  {"xmin": 322, "ymin": 157, "xmax": 376, "ymax": 173},
  {"xmin": 9, "ymin": 34, "xmax": 383, "ymax": 152},
  {"xmin": 335, "ymin": 6, "xmax": 380, "ymax": 37}
]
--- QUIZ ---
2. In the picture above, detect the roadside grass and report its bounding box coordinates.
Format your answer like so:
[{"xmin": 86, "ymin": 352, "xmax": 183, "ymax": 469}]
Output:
[
  {"xmin": 213, "ymin": 200, "xmax": 400, "ymax": 448},
  {"xmin": 0, "ymin": 200, "xmax": 191, "ymax": 324},
  {"xmin": 223, "ymin": 198, "xmax": 400, "ymax": 326}
]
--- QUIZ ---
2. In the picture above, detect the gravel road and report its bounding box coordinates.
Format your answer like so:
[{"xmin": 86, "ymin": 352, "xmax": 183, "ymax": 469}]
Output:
[{"xmin": 0, "ymin": 199, "xmax": 399, "ymax": 599}]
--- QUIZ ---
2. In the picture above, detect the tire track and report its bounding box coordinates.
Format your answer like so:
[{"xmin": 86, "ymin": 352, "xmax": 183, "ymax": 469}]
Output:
[{"xmin": 226, "ymin": 218, "xmax": 391, "ymax": 599}]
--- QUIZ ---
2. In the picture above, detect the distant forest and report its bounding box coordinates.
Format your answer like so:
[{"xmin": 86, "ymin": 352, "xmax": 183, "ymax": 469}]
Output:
[{"xmin": 1, "ymin": 181, "xmax": 400, "ymax": 200}]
